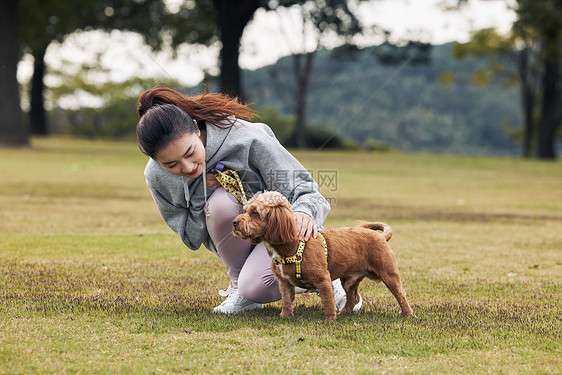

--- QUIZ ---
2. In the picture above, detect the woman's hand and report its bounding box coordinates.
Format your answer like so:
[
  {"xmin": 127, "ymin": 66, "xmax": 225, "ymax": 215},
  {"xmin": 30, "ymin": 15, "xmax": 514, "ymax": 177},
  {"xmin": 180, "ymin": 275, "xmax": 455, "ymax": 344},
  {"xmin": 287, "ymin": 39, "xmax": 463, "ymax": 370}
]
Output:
[
  {"xmin": 206, "ymin": 173, "xmax": 220, "ymax": 189},
  {"xmin": 294, "ymin": 212, "xmax": 318, "ymax": 241},
  {"xmin": 206, "ymin": 170, "xmax": 231, "ymax": 189}
]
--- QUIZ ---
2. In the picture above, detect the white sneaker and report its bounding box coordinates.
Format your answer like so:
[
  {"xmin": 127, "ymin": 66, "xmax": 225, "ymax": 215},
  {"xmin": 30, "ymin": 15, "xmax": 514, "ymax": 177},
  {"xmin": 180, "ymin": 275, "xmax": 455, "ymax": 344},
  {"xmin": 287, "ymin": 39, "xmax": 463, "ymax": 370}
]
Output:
[
  {"xmin": 213, "ymin": 288, "xmax": 264, "ymax": 314},
  {"xmin": 332, "ymin": 279, "xmax": 362, "ymax": 312}
]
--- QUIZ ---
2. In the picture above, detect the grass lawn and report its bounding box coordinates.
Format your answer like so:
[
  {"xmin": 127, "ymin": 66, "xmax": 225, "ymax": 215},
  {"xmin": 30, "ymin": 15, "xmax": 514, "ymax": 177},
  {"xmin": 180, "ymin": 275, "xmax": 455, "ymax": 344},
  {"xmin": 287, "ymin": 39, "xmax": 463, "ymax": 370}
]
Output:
[{"xmin": 0, "ymin": 137, "xmax": 560, "ymax": 374}]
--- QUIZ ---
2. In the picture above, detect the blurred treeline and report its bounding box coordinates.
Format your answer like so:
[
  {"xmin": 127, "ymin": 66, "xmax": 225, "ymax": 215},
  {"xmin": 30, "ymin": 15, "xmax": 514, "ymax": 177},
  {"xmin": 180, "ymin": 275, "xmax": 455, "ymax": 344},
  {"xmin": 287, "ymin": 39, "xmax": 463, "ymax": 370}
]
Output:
[
  {"xmin": 45, "ymin": 43, "xmax": 521, "ymax": 156},
  {"xmin": 246, "ymin": 43, "xmax": 523, "ymax": 155}
]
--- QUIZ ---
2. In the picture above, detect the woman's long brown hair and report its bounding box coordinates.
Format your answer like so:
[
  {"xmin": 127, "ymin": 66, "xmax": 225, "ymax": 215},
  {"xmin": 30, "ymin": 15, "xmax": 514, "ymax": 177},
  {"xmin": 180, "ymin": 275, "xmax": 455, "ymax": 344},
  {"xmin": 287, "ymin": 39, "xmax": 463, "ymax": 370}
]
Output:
[
  {"xmin": 137, "ymin": 86, "xmax": 257, "ymax": 126},
  {"xmin": 136, "ymin": 86, "xmax": 257, "ymax": 158}
]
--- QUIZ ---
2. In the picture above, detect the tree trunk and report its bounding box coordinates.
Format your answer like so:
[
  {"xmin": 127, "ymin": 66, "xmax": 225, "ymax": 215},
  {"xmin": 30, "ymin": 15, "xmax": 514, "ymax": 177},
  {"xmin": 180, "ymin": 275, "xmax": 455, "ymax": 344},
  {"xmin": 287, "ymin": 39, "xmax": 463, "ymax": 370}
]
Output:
[
  {"xmin": 518, "ymin": 47, "xmax": 535, "ymax": 158},
  {"xmin": 291, "ymin": 52, "xmax": 315, "ymax": 149},
  {"xmin": 30, "ymin": 46, "xmax": 49, "ymax": 135},
  {"xmin": 213, "ymin": 0, "xmax": 259, "ymax": 100},
  {"xmin": 537, "ymin": 58, "xmax": 560, "ymax": 159},
  {"xmin": 0, "ymin": 0, "xmax": 28, "ymax": 146}
]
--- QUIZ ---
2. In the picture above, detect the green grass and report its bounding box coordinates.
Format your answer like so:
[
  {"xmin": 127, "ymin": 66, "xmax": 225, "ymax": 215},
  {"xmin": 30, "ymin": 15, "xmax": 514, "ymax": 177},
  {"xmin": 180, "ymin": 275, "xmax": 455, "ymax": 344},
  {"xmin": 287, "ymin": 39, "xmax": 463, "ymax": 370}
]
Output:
[{"xmin": 1, "ymin": 137, "xmax": 560, "ymax": 374}]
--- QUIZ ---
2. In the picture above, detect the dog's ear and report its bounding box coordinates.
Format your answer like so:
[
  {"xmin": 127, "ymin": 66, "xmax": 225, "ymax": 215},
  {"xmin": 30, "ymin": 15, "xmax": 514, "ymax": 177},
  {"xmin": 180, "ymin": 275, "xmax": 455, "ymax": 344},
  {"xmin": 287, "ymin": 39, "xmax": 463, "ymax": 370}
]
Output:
[{"xmin": 265, "ymin": 205, "xmax": 297, "ymax": 244}]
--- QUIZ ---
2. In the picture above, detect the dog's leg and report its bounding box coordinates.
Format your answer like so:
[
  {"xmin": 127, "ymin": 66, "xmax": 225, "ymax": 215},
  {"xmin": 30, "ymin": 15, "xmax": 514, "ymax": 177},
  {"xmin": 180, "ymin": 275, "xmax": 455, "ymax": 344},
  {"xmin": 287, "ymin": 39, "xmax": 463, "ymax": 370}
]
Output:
[
  {"xmin": 379, "ymin": 270, "xmax": 414, "ymax": 318},
  {"xmin": 316, "ymin": 277, "xmax": 337, "ymax": 321},
  {"xmin": 279, "ymin": 278, "xmax": 296, "ymax": 318},
  {"xmin": 341, "ymin": 276, "xmax": 364, "ymax": 313}
]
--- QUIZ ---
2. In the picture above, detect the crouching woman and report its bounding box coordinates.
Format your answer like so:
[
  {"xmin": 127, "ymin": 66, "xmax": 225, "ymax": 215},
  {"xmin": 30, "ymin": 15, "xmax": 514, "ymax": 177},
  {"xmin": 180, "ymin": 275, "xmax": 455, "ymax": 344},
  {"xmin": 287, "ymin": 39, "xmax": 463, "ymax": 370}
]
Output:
[{"xmin": 136, "ymin": 87, "xmax": 354, "ymax": 314}]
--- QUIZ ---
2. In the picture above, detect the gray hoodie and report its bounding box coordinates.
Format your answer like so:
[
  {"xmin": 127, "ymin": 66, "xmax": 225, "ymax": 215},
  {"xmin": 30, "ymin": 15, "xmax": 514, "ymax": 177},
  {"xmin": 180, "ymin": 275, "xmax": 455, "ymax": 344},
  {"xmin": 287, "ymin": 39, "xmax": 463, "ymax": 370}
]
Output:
[{"xmin": 144, "ymin": 119, "xmax": 331, "ymax": 255}]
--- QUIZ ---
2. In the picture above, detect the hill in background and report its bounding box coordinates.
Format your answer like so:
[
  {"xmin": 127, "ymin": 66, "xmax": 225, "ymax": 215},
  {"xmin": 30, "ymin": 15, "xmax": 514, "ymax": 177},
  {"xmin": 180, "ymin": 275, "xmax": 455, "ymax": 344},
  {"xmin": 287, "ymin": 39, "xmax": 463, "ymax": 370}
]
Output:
[{"xmin": 244, "ymin": 43, "xmax": 522, "ymax": 156}]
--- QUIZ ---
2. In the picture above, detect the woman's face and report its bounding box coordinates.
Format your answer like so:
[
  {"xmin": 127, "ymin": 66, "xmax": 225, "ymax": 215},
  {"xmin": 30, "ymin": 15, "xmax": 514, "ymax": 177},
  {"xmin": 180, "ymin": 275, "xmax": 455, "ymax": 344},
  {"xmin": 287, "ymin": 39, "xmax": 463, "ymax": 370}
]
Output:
[{"xmin": 155, "ymin": 131, "xmax": 206, "ymax": 178}]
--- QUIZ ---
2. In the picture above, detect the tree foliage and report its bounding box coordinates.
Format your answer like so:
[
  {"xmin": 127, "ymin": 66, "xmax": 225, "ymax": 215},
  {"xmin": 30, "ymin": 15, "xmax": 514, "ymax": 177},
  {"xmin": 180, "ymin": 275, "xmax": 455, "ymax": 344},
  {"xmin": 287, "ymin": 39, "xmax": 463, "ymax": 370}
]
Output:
[
  {"xmin": 269, "ymin": 0, "xmax": 368, "ymax": 148},
  {"xmin": 453, "ymin": 0, "xmax": 562, "ymax": 159},
  {"xmin": 18, "ymin": 0, "xmax": 170, "ymax": 135},
  {"xmin": 46, "ymin": 56, "xmax": 181, "ymax": 138}
]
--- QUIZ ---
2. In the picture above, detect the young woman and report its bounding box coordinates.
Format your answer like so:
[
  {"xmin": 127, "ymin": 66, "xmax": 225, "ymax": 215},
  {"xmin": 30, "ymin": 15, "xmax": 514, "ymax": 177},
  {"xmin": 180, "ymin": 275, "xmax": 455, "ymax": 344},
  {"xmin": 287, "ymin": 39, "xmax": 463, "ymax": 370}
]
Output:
[{"xmin": 136, "ymin": 87, "xmax": 361, "ymax": 314}]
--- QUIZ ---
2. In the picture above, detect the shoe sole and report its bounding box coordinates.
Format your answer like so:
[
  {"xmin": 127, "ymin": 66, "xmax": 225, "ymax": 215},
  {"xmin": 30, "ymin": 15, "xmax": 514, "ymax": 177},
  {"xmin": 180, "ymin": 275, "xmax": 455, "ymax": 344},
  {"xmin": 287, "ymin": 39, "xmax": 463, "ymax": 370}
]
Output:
[{"xmin": 213, "ymin": 304, "xmax": 264, "ymax": 314}]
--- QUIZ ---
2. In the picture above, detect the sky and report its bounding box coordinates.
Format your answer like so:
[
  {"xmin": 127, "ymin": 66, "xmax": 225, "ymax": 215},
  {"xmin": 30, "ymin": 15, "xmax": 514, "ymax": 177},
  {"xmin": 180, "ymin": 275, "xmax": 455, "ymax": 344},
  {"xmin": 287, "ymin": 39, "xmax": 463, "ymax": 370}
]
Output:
[{"xmin": 18, "ymin": 0, "xmax": 517, "ymax": 108}]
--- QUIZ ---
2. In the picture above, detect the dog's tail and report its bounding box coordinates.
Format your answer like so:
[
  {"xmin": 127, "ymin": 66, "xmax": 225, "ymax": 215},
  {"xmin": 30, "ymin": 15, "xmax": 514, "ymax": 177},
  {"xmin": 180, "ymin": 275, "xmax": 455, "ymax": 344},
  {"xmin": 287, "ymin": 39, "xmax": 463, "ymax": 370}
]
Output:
[{"xmin": 356, "ymin": 221, "xmax": 392, "ymax": 241}]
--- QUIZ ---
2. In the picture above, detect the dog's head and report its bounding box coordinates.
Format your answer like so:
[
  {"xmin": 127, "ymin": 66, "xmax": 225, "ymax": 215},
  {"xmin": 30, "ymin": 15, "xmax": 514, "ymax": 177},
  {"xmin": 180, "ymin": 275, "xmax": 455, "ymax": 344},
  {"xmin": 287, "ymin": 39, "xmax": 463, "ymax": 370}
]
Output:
[{"xmin": 232, "ymin": 191, "xmax": 297, "ymax": 244}]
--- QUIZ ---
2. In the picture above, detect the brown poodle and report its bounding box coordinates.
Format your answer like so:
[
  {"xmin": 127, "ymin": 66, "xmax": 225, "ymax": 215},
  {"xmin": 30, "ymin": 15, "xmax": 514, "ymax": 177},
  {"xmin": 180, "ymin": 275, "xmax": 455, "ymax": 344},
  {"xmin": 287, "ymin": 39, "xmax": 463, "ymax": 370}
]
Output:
[{"xmin": 232, "ymin": 191, "xmax": 414, "ymax": 321}]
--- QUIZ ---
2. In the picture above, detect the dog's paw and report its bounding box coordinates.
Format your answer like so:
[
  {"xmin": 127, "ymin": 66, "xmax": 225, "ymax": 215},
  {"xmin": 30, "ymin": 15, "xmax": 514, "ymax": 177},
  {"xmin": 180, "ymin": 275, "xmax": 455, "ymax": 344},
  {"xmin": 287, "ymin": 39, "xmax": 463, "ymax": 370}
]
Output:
[
  {"xmin": 280, "ymin": 310, "xmax": 294, "ymax": 318},
  {"xmin": 399, "ymin": 310, "xmax": 414, "ymax": 318},
  {"xmin": 325, "ymin": 314, "xmax": 337, "ymax": 321}
]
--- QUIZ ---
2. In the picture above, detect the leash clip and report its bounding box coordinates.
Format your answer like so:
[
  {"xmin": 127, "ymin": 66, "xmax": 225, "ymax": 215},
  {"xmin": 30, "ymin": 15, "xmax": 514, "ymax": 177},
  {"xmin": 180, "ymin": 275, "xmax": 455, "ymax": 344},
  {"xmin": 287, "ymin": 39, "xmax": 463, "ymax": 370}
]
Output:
[{"xmin": 212, "ymin": 162, "xmax": 225, "ymax": 173}]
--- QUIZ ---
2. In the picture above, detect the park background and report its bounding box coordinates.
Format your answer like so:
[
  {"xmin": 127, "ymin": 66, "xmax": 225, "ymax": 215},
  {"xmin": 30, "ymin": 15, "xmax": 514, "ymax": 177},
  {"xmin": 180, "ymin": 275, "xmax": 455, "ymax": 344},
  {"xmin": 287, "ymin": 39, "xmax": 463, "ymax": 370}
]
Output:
[{"xmin": 0, "ymin": 0, "xmax": 561, "ymax": 374}]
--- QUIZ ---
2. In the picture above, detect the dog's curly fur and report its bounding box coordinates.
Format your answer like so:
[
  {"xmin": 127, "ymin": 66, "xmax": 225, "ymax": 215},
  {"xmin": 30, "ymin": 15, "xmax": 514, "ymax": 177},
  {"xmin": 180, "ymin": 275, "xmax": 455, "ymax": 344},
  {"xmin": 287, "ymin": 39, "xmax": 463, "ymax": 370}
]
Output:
[{"xmin": 232, "ymin": 191, "xmax": 414, "ymax": 321}]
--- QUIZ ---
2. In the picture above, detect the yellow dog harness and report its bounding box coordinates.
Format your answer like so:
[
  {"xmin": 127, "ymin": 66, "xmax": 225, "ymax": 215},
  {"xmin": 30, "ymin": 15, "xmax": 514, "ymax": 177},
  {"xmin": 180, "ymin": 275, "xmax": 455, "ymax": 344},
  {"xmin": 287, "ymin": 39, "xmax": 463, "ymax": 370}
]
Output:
[{"xmin": 272, "ymin": 232, "xmax": 328, "ymax": 289}]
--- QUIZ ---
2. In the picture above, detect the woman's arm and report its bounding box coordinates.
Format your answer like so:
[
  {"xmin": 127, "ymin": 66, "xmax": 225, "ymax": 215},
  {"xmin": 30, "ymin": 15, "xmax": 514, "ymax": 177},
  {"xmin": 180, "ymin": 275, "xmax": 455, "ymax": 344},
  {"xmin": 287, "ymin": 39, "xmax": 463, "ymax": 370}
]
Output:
[
  {"xmin": 248, "ymin": 124, "xmax": 331, "ymax": 239},
  {"xmin": 148, "ymin": 185, "xmax": 207, "ymax": 250}
]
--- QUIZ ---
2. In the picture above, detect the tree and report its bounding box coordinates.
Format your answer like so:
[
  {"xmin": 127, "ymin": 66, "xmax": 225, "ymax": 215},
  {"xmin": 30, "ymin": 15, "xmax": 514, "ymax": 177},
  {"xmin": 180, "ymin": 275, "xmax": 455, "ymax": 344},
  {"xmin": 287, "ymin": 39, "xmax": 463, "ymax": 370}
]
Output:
[
  {"xmin": 0, "ymin": 0, "xmax": 28, "ymax": 146},
  {"xmin": 19, "ymin": 0, "xmax": 260, "ymax": 135},
  {"xmin": 262, "ymin": 1, "xmax": 430, "ymax": 149},
  {"xmin": 19, "ymin": 0, "xmax": 168, "ymax": 135},
  {"xmin": 454, "ymin": 0, "xmax": 561, "ymax": 159},
  {"xmin": 277, "ymin": 1, "xmax": 364, "ymax": 148},
  {"xmin": 15, "ymin": 0, "xmax": 257, "ymax": 137},
  {"xmin": 516, "ymin": 36, "xmax": 541, "ymax": 158},
  {"xmin": 515, "ymin": 0, "xmax": 562, "ymax": 159},
  {"xmin": 48, "ymin": 74, "xmax": 182, "ymax": 138},
  {"xmin": 452, "ymin": 29, "xmax": 535, "ymax": 156},
  {"xmin": 162, "ymin": 0, "xmax": 261, "ymax": 100},
  {"xmin": 173, "ymin": 1, "xmax": 367, "ymax": 99},
  {"xmin": 213, "ymin": 0, "xmax": 261, "ymax": 99},
  {"xmin": 166, "ymin": 0, "xmax": 367, "ymax": 146}
]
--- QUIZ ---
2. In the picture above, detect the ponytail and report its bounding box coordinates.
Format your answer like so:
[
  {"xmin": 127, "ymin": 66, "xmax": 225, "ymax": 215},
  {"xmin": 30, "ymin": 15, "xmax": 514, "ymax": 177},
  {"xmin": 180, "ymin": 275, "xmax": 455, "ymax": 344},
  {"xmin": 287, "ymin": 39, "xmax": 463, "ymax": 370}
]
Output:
[
  {"xmin": 137, "ymin": 86, "xmax": 256, "ymax": 125},
  {"xmin": 136, "ymin": 86, "xmax": 257, "ymax": 158}
]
